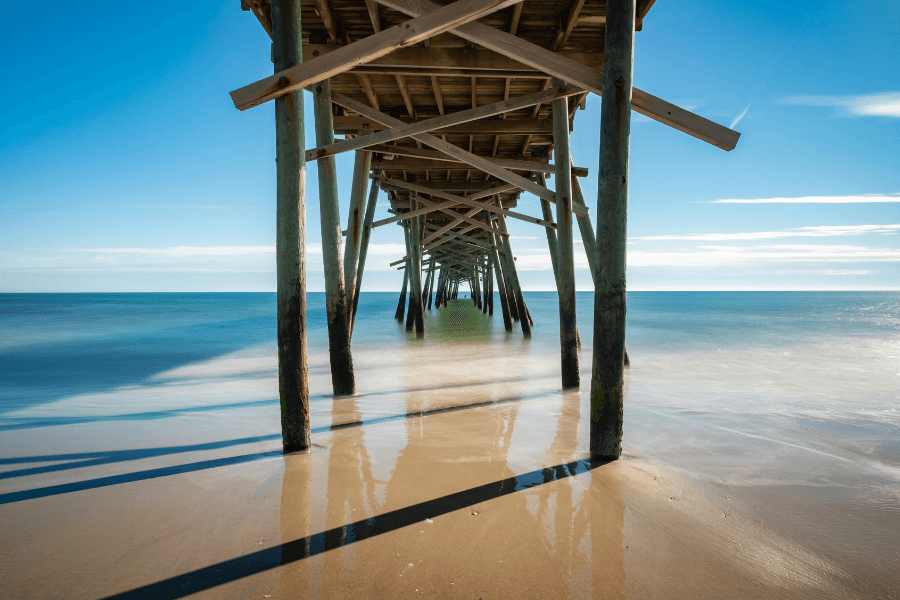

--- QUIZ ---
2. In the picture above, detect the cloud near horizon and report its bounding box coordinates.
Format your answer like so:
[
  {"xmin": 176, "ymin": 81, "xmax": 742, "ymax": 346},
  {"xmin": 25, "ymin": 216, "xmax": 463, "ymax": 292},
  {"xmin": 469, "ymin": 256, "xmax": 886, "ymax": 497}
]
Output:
[
  {"xmin": 712, "ymin": 194, "xmax": 900, "ymax": 204},
  {"xmin": 783, "ymin": 92, "xmax": 900, "ymax": 117},
  {"xmin": 634, "ymin": 224, "xmax": 900, "ymax": 241}
]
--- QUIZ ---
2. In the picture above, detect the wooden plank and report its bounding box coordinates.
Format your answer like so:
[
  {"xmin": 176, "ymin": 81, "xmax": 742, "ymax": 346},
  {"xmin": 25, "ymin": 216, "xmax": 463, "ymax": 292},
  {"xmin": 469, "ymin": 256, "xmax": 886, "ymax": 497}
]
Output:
[
  {"xmin": 404, "ymin": 194, "xmax": 507, "ymax": 237},
  {"xmin": 332, "ymin": 115, "xmax": 553, "ymax": 135},
  {"xmin": 374, "ymin": 0, "xmax": 740, "ymax": 151},
  {"xmin": 381, "ymin": 180, "xmax": 512, "ymax": 192},
  {"xmin": 382, "ymin": 176, "xmax": 557, "ymax": 229},
  {"xmin": 368, "ymin": 144, "xmax": 589, "ymax": 176},
  {"xmin": 305, "ymin": 83, "xmax": 583, "ymax": 162},
  {"xmin": 364, "ymin": 0, "xmax": 381, "ymax": 32},
  {"xmin": 232, "ymin": 0, "xmax": 526, "ymax": 111},
  {"xmin": 330, "ymin": 92, "xmax": 586, "ymax": 213},
  {"xmin": 394, "ymin": 74, "xmax": 416, "ymax": 118},
  {"xmin": 592, "ymin": 0, "xmax": 633, "ymax": 460},
  {"xmin": 555, "ymin": 0, "xmax": 587, "ymax": 51},
  {"xmin": 508, "ymin": 2, "xmax": 522, "ymax": 35},
  {"xmin": 303, "ymin": 44, "xmax": 603, "ymax": 72},
  {"xmin": 354, "ymin": 73, "xmax": 380, "ymax": 110},
  {"xmin": 430, "ymin": 76, "xmax": 445, "ymax": 115},
  {"xmin": 272, "ymin": 0, "xmax": 308, "ymax": 453}
]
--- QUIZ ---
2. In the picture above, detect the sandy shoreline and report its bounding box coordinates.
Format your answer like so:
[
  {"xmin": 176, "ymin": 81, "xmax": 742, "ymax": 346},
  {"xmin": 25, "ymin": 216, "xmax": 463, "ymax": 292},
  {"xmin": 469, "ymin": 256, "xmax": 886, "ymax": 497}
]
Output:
[{"xmin": 2, "ymin": 297, "xmax": 899, "ymax": 599}]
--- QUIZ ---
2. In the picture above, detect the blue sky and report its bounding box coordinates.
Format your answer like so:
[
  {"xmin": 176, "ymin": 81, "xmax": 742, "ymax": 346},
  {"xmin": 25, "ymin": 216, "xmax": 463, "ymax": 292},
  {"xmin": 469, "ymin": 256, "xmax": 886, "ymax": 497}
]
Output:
[{"xmin": 1, "ymin": 0, "xmax": 897, "ymax": 292}]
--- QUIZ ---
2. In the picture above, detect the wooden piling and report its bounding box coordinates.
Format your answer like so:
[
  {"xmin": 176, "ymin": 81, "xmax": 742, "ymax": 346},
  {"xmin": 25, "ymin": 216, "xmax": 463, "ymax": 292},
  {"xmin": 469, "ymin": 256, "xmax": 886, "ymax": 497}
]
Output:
[
  {"xmin": 409, "ymin": 202, "xmax": 425, "ymax": 337},
  {"xmin": 350, "ymin": 170, "xmax": 381, "ymax": 336},
  {"xmin": 591, "ymin": 0, "xmax": 634, "ymax": 460},
  {"xmin": 343, "ymin": 146, "xmax": 373, "ymax": 333},
  {"xmin": 496, "ymin": 213, "xmax": 531, "ymax": 336},
  {"xmin": 487, "ymin": 266, "xmax": 494, "ymax": 315},
  {"xmin": 552, "ymin": 80, "xmax": 579, "ymax": 388},
  {"xmin": 273, "ymin": 0, "xmax": 310, "ymax": 453},
  {"xmin": 483, "ymin": 210, "xmax": 513, "ymax": 331},
  {"xmin": 395, "ymin": 264, "xmax": 408, "ymax": 322},
  {"xmin": 571, "ymin": 172, "xmax": 598, "ymax": 283},
  {"xmin": 537, "ymin": 173, "xmax": 561, "ymax": 287},
  {"xmin": 313, "ymin": 79, "xmax": 355, "ymax": 395}
]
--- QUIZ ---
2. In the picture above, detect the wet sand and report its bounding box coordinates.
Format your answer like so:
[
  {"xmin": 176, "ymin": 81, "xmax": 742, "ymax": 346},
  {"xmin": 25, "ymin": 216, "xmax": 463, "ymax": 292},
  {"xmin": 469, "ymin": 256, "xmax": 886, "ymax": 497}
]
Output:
[{"xmin": 2, "ymin": 297, "xmax": 899, "ymax": 599}]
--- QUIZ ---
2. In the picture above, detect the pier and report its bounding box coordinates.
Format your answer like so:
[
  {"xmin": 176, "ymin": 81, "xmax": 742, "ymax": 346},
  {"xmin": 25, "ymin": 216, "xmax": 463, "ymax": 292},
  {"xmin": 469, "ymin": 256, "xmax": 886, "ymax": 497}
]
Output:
[{"xmin": 231, "ymin": 0, "xmax": 739, "ymax": 459}]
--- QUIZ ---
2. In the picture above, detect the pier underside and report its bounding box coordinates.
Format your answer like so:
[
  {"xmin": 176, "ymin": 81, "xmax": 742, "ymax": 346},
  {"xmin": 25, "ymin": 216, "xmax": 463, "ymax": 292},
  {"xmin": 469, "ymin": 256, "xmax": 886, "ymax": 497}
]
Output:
[{"xmin": 231, "ymin": 0, "xmax": 739, "ymax": 455}]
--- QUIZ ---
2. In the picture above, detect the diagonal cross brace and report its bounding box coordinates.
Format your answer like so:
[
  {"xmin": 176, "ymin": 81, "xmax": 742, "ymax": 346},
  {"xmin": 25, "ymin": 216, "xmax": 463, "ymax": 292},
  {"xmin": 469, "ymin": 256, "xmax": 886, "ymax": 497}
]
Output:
[
  {"xmin": 374, "ymin": 0, "xmax": 740, "ymax": 151},
  {"xmin": 231, "ymin": 0, "xmax": 525, "ymax": 111}
]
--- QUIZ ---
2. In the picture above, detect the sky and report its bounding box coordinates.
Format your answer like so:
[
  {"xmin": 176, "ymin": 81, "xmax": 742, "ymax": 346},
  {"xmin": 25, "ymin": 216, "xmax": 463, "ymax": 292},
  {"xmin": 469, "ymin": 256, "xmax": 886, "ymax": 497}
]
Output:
[{"xmin": 0, "ymin": 0, "xmax": 898, "ymax": 292}]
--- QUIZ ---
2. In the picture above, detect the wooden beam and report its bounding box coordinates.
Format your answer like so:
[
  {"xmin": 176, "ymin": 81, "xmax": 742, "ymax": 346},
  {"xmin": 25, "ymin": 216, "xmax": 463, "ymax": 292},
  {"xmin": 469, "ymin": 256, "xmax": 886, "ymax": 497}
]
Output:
[
  {"xmin": 354, "ymin": 73, "xmax": 380, "ymax": 110},
  {"xmin": 312, "ymin": 80, "xmax": 355, "ymax": 395},
  {"xmin": 330, "ymin": 92, "xmax": 585, "ymax": 213},
  {"xmin": 381, "ymin": 177, "xmax": 558, "ymax": 229},
  {"xmin": 301, "ymin": 45, "xmax": 602, "ymax": 73},
  {"xmin": 374, "ymin": 0, "xmax": 740, "ymax": 151},
  {"xmin": 592, "ymin": 0, "xmax": 633, "ymax": 460},
  {"xmin": 313, "ymin": 0, "xmax": 339, "ymax": 42},
  {"xmin": 430, "ymin": 76, "xmax": 445, "ymax": 115},
  {"xmin": 554, "ymin": 0, "xmax": 587, "ymax": 51},
  {"xmin": 508, "ymin": 2, "xmax": 522, "ymax": 35},
  {"xmin": 364, "ymin": 0, "xmax": 381, "ymax": 32},
  {"xmin": 381, "ymin": 180, "xmax": 512, "ymax": 192},
  {"xmin": 369, "ymin": 144, "xmax": 589, "ymax": 176},
  {"xmin": 305, "ymin": 84, "xmax": 583, "ymax": 162},
  {"xmin": 332, "ymin": 115, "xmax": 552, "ymax": 135},
  {"xmin": 371, "ymin": 182, "xmax": 516, "ymax": 228},
  {"xmin": 552, "ymin": 81, "xmax": 579, "ymax": 388},
  {"xmin": 272, "ymin": 0, "xmax": 308, "ymax": 452},
  {"xmin": 232, "ymin": 0, "xmax": 526, "ymax": 111},
  {"xmin": 404, "ymin": 194, "xmax": 508, "ymax": 237},
  {"xmin": 394, "ymin": 74, "xmax": 416, "ymax": 119}
]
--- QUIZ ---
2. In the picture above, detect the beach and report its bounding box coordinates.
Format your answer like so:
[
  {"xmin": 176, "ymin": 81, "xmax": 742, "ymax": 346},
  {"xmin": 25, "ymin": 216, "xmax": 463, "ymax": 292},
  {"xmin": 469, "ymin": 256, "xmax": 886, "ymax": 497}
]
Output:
[{"xmin": 1, "ymin": 292, "xmax": 898, "ymax": 599}]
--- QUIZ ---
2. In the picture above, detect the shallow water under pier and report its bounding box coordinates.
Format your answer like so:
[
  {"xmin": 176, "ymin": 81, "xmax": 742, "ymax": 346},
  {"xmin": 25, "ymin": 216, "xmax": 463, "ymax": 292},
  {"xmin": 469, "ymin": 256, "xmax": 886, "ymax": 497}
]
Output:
[{"xmin": 1, "ymin": 292, "xmax": 898, "ymax": 599}]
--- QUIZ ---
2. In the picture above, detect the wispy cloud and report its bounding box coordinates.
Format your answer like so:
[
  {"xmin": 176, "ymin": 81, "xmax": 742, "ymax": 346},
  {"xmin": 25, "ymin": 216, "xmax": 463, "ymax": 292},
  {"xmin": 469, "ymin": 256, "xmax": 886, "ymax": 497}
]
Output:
[
  {"xmin": 712, "ymin": 193, "xmax": 900, "ymax": 204},
  {"xmin": 634, "ymin": 224, "xmax": 900, "ymax": 241},
  {"xmin": 64, "ymin": 246, "xmax": 276, "ymax": 256},
  {"xmin": 782, "ymin": 92, "xmax": 900, "ymax": 117},
  {"xmin": 629, "ymin": 244, "xmax": 900, "ymax": 268},
  {"xmin": 730, "ymin": 102, "xmax": 751, "ymax": 129}
]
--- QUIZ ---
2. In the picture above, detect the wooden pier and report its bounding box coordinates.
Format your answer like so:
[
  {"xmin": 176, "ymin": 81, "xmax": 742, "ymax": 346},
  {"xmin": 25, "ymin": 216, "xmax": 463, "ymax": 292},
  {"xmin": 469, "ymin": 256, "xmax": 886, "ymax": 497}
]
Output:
[{"xmin": 233, "ymin": 0, "xmax": 739, "ymax": 458}]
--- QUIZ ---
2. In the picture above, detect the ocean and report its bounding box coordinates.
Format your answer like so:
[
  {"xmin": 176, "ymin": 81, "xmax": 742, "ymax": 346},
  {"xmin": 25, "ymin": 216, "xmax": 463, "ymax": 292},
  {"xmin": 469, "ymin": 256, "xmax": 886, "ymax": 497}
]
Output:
[{"xmin": 1, "ymin": 291, "xmax": 898, "ymax": 598}]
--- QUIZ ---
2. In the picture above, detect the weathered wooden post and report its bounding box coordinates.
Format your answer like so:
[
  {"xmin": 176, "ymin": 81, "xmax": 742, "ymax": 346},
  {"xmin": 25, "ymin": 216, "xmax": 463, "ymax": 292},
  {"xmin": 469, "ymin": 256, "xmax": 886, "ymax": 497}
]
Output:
[
  {"xmin": 571, "ymin": 171, "xmax": 598, "ymax": 283},
  {"xmin": 426, "ymin": 259, "xmax": 435, "ymax": 309},
  {"xmin": 312, "ymin": 79, "xmax": 355, "ymax": 395},
  {"xmin": 591, "ymin": 0, "xmax": 634, "ymax": 459},
  {"xmin": 496, "ymin": 213, "xmax": 531, "ymax": 336},
  {"xmin": 483, "ymin": 210, "xmax": 513, "ymax": 331},
  {"xmin": 553, "ymin": 79, "xmax": 579, "ymax": 388},
  {"xmin": 487, "ymin": 265, "xmax": 494, "ymax": 315},
  {"xmin": 273, "ymin": 0, "xmax": 309, "ymax": 452},
  {"xmin": 404, "ymin": 223, "xmax": 416, "ymax": 331},
  {"xmin": 409, "ymin": 205, "xmax": 425, "ymax": 337},
  {"xmin": 536, "ymin": 174, "xmax": 561, "ymax": 287},
  {"xmin": 343, "ymin": 146, "xmax": 373, "ymax": 333},
  {"xmin": 482, "ymin": 263, "xmax": 489, "ymax": 314},
  {"xmin": 395, "ymin": 264, "xmax": 408, "ymax": 322},
  {"xmin": 350, "ymin": 171, "xmax": 381, "ymax": 336}
]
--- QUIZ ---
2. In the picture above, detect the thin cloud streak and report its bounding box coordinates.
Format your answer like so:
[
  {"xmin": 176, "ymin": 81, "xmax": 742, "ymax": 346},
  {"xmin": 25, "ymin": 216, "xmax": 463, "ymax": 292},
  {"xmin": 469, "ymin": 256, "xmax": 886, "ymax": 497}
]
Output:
[
  {"xmin": 712, "ymin": 194, "xmax": 900, "ymax": 204},
  {"xmin": 629, "ymin": 244, "xmax": 900, "ymax": 268},
  {"xmin": 730, "ymin": 102, "xmax": 751, "ymax": 129},
  {"xmin": 783, "ymin": 92, "xmax": 900, "ymax": 117},
  {"xmin": 634, "ymin": 224, "xmax": 900, "ymax": 241}
]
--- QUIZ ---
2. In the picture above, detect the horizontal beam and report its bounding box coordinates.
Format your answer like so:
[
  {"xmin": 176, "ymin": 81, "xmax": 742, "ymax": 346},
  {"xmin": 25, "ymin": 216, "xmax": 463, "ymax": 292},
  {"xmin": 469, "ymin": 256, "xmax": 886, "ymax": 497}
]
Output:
[
  {"xmin": 382, "ymin": 176, "xmax": 558, "ymax": 229},
  {"xmin": 306, "ymin": 84, "xmax": 583, "ymax": 162},
  {"xmin": 368, "ymin": 144, "xmax": 588, "ymax": 176},
  {"xmin": 332, "ymin": 116, "xmax": 552, "ymax": 136},
  {"xmin": 370, "ymin": 182, "xmax": 516, "ymax": 228},
  {"xmin": 231, "ymin": 0, "xmax": 524, "ymax": 111},
  {"xmin": 375, "ymin": 0, "xmax": 740, "ymax": 151},
  {"xmin": 304, "ymin": 44, "xmax": 602, "ymax": 73},
  {"xmin": 330, "ymin": 92, "xmax": 586, "ymax": 213}
]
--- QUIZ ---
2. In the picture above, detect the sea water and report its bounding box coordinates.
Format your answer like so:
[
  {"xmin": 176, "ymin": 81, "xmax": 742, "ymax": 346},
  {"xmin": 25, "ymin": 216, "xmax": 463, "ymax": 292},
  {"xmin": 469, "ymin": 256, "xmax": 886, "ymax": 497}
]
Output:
[{"xmin": 1, "ymin": 292, "xmax": 899, "ymax": 597}]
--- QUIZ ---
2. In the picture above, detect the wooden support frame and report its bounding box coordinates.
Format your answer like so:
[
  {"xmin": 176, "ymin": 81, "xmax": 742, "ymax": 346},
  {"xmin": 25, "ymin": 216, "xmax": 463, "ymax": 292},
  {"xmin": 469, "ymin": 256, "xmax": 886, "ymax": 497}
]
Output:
[
  {"xmin": 369, "ymin": 144, "xmax": 589, "ymax": 177},
  {"xmin": 343, "ymin": 146, "xmax": 373, "ymax": 331},
  {"xmin": 232, "ymin": 0, "xmax": 526, "ymax": 110},
  {"xmin": 305, "ymin": 84, "xmax": 583, "ymax": 162},
  {"xmin": 374, "ymin": 0, "xmax": 740, "ymax": 151},
  {"xmin": 350, "ymin": 170, "xmax": 382, "ymax": 336},
  {"xmin": 379, "ymin": 177, "xmax": 557, "ymax": 229},
  {"xmin": 329, "ymin": 92, "xmax": 587, "ymax": 214},
  {"xmin": 495, "ymin": 211, "xmax": 531, "ymax": 335}
]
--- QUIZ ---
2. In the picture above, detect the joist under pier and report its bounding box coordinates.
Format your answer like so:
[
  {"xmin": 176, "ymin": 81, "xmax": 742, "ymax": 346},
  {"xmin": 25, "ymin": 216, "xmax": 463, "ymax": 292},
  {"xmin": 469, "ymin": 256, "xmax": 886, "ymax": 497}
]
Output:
[{"xmin": 234, "ymin": 0, "xmax": 740, "ymax": 457}]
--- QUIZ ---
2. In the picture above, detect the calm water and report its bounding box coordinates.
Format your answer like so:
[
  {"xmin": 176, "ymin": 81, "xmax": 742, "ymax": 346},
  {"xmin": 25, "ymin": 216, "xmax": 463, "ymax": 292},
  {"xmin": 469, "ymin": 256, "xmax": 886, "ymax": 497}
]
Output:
[{"xmin": 2, "ymin": 292, "xmax": 899, "ymax": 598}]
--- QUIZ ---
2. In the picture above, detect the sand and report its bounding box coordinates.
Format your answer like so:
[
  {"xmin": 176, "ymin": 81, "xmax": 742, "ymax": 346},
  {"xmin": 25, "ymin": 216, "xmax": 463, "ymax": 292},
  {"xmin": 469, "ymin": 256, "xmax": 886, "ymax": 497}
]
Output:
[{"xmin": 2, "ymin": 299, "xmax": 898, "ymax": 599}]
